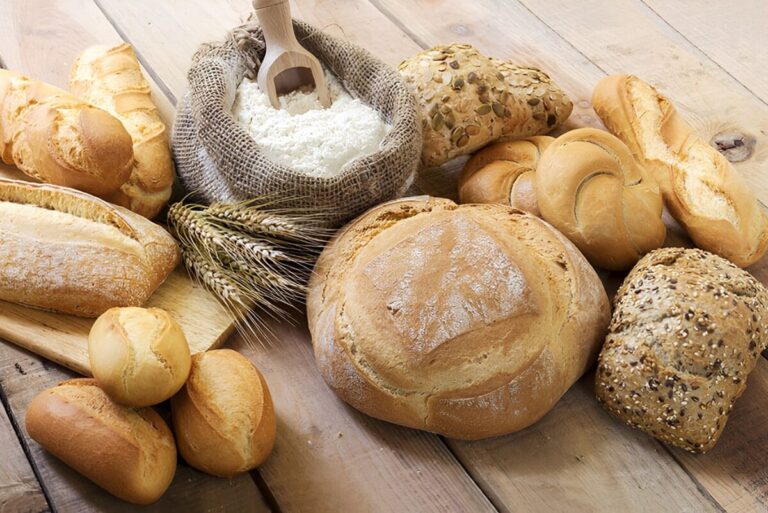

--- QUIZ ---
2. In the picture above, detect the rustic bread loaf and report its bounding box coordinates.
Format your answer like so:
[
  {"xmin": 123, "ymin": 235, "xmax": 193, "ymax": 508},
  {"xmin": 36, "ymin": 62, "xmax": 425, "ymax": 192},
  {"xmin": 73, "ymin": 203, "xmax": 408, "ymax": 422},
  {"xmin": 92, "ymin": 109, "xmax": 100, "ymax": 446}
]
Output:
[
  {"xmin": 592, "ymin": 74, "xmax": 768, "ymax": 267},
  {"xmin": 26, "ymin": 379, "xmax": 176, "ymax": 504},
  {"xmin": 0, "ymin": 179, "xmax": 179, "ymax": 317},
  {"xmin": 89, "ymin": 307, "xmax": 191, "ymax": 407},
  {"xmin": 308, "ymin": 197, "xmax": 610, "ymax": 439},
  {"xmin": 536, "ymin": 128, "xmax": 666, "ymax": 270},
  {"xmin": 398, "ymin": 44, "xmax": 572, "ymax": 167},
  {"xmin": 171, "ymin": 349, "xmax": 276, "ymax": 477},
  {"xmin": 458, "ymin": 136, "xmax": 552, "ymax": 215},
  {"xmin": 596, "ymin": 248, "xmax": 768, "ymax": 453},
  {"xmin": 0, "ymin": 69, "xmax": 133, "ymax": 197},
  {"xmin": 71, "ymin": 44, "xmax": 174, "ymax": 218}
]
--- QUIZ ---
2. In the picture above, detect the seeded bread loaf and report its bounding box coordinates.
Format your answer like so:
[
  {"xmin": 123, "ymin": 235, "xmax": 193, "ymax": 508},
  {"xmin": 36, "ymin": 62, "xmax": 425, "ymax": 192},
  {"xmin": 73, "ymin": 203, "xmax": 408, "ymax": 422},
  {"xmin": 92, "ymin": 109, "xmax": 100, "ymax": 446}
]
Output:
[
  {"xmin": 592, "ymin": 74, "xmax": 768, "ymax": 267},
  {"xmin": 596, "ymin": 248, "xmax": 768, "ymax": 453},
  {"xmin": 0, "ymin": 178, "xmax": 179, "ymax": 317},
  {"xmin": 0, "ymin": 69, "xmax": 133, "ymax": 197},
  {"xmin": 458, "ymin": 136, "xmax": 552, "ymax": 215},
  {"xmin": 308, "ymin": 196, "xmax": 610, "ymax": 439},
  {"xmin": 398, "ymin": 44, "xmax": 572, "ymax": 167}
]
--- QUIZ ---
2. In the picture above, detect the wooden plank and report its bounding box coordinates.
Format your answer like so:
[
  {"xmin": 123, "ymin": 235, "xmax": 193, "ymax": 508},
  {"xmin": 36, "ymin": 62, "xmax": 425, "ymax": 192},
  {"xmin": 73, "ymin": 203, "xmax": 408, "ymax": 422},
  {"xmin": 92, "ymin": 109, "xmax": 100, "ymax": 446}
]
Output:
[
  {"xmin": 642, "ymin": 0, "xmax": 768, "ymax": 104},
  {"xmin": 0, "ymin": 389, "xmax": 49, "ymax": 513}
]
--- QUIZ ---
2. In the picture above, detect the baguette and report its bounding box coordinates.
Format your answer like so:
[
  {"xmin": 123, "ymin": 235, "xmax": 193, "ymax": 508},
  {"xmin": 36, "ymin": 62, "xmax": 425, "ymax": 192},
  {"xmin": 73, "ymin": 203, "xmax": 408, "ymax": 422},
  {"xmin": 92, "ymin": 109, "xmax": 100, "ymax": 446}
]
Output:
[
  {"xmin": 0, "ymin": 178, "xmax": 179, "ymax": 317},
  {"xmin": 592, "ymin": 74, "xmax": 768, "ymax": 267},
  {"xmin": 71, "ymin": 44, "xmax": 174, "ymax": 218},
  {"xmin": 0, "ymin": 69, "xmax": 133, "ymax": 197},
  {"xmin": 26, "ymin": 379, "xmax": 176, "ymax": 504}
]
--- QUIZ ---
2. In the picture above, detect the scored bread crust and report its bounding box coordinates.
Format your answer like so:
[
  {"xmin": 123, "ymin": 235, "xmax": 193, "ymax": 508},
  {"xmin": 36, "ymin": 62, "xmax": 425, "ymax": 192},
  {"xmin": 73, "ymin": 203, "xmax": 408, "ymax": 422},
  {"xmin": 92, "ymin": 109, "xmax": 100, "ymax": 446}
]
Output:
[
  {"xmin": 592, "ymin": 74, "xmax": 768, "ymax": 267},
  {"xmin": 70, "ymin": 44, "xmax": 174, "ymax": 219},
  {"xmin": 458, "ymin": 136, "xmax": 553, "ymax": 215},
  {"xmin": 307, "ymin": 197, "xmax": 610, "ymax": 440},
  {"xmin": 0, "ymin": 178, "xmax": 179, "ymax": 317},
  {"xmin": 595, "ymin": 248, "xmax": 768, "ymax": 452},
  {"xmin": 25, "ymin": 379, "xmax": 176, "ymax": 505},
  {"xmin": 535, "ymin": 128, "xmax": 666, "ymax": 270}
]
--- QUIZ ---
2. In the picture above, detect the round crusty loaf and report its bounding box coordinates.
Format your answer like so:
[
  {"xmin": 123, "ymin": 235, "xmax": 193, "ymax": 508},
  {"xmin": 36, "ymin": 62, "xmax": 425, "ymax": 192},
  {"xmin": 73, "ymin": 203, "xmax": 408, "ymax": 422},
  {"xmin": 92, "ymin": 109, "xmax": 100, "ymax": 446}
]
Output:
[
  {"xmin": 458, "ymin": 136, "xmax": 553, "ymax": 215},
  {"xmin": 89, "ymin": 307, "xmax": 191, "ymax": 407},
  {"xmin": 308, "ymin": 196, "xmax": 611, "ymax": 440},
  {"xmin": 25, "ymin": 379, "xmax": 176, "ymax": 504},
  {"xmin": 171, "ymin": 349, "xmax": 276, "ymax": 477},
  {"xmin": 536, "ymin": 128, "xmax": 666, "ymax": 271},
  {"xmin": 595, "ymin": 248, "xmax": 768, "ymax": 453}
]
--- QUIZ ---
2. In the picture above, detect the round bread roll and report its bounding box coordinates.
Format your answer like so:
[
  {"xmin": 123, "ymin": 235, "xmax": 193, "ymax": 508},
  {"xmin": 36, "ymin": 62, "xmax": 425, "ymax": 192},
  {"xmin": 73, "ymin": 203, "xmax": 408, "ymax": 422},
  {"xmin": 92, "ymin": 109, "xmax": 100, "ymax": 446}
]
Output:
[
  {"xmin": 26, "ymin": 379, "xmax": 176, "ymax": 504},
  {"xmin": 307, "ymin": 196, "xmax": 611, "ymax": 440},
  {"xmin": 88, "ymin": 307, "xmax": 191, "ymax": 407},
  {"xmin": 171, "ymin": 349, "xmax": 276, "ymax": 477},
  {"xmin": 536, "ymin": 128, "xmax": 666, "ymax": 271},
  {"xmin": 458, "ymin": 136, "xmax": 553, "ymax": 215}
]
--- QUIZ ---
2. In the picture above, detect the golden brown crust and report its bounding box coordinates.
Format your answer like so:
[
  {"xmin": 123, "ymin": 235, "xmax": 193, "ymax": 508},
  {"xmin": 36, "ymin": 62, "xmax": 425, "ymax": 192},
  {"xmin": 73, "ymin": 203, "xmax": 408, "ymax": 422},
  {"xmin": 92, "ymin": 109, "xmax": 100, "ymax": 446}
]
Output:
[
  {"xmin": 70, "ymin": 44, "xmax": 174, "ymax": 218},
  {"xmin": 398, "ymin": 44, "xmax": 572, "ymax": 167},
  {"xmin": 0, "ymin": 178, "xmax": 179, "ymax": 317},
  {"xmin": 458, "ymin": 136, "xmax": 553, "ymax": 215},
  {"xmin": 592, "ymin": 74, "xmax": 768, "ymax": 267},
  {"xmin": 0, "ymin": 69, "xmax": 133, "ymax": 196},
  {"xmin": 171, "ymin": 350, "xmax": 276, "ymax": 477},
  {"xmin": 307, "ymin": 196, "xmax": 610, "ymax": 439},
  {"xmin": 25, "ymin": 379, "xmax": 176, "ymax": 504},
  {"xmin": 535, "ymin": 128, "xmax": 666, "ymax": 270},
  {"xmin": 595, "ymin": 248, "xmax": 768, "ymax": 452}
]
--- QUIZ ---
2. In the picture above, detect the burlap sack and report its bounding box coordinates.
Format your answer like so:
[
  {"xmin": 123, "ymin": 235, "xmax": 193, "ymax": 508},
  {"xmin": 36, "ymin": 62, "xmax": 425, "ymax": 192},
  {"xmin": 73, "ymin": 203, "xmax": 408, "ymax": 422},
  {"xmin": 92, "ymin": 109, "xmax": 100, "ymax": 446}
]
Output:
[{"xmin": 172, "ymin": 20, "xmax": 422, "ymax": 226}]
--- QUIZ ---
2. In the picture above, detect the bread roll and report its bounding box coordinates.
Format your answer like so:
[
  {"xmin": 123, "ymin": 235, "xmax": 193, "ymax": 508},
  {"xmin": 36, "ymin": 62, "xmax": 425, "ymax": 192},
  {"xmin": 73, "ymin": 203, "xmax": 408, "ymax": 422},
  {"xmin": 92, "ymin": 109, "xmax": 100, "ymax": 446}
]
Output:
[
  {"xmin": 536, "ymin": 128, "xmax": 666, "ymax": 270},
  {"xmin": 71, "ymin": 44, "xmax": 174, "ymax": 219},
  {"xmin": 307, "ymin": 196, "xmax": 610, "ymax": 440},
  {"xmin": 0, "ymin": 69, "xmax": 133, "ymax": 197},
  {"xmin": 398, "ymin": 44, "xmax": 572, "ymax": 167},
  {"xmin": 171, "ymin": 349, "xmax": 276, "ymax": 477},
  {"xmin": 458, "ymin": 136, "xmax": 552, "ymax": 215},
  {"xmin": 592, "ymin": 74, "xmax": 768, "ymax": 267},
  {"xmin": 0, "ymin": 178, "xmax": 179, "ymax": 317},
  {"xmin": 89, "ymin": 307, "xmax": 191, "ymax": 407},
  {"xmin": 596, "ymin": 248, "xmax": 768, "ymax": 453},
  {"xmin": 26, "ymin": 379, "xmax": 176, "ymax": 504}
]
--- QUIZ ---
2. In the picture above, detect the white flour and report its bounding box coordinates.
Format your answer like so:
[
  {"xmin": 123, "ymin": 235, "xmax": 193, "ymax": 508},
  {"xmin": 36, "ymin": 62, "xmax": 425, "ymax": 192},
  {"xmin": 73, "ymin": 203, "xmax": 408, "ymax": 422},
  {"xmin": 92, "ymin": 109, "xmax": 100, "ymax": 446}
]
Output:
[{"xmin": 233, "ymin": 71, "xmax": 391, "ymax": 177}]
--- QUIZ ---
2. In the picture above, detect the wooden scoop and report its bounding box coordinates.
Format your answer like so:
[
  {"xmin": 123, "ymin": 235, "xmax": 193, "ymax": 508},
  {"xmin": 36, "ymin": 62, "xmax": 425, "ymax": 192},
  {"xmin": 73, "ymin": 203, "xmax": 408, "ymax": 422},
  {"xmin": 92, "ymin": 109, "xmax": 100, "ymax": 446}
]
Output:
[{"xmin": 253, "ymin": 0, "xmax": 331, "ymax": 109}]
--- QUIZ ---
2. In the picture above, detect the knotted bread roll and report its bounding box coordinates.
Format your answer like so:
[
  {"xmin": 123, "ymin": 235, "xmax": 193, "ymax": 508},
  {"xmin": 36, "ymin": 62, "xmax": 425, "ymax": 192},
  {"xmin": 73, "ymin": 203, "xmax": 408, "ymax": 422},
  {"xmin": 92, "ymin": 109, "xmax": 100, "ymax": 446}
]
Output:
[
  {"xmin": 458, "ymin": 136, "xmax": 553, "ymax": 215},
  {"xmin": 308, "ymin": 197, "xmax": 610, "ymax": 440},
  {"xmin": 592, "ymin": 74, "xmax": 768, "ymax": 267},
  {"xmin": 536, "ymin": 128, "xmax": 666, "ymax": 271}
]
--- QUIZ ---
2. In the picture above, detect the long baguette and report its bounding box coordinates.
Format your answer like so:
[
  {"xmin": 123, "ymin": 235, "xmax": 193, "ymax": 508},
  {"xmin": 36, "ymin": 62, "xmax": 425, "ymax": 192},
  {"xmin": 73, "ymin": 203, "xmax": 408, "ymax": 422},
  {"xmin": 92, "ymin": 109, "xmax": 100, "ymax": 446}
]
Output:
[{"xmin": 0, "ymin": 69, "xmax": 133, "ymax": 197}]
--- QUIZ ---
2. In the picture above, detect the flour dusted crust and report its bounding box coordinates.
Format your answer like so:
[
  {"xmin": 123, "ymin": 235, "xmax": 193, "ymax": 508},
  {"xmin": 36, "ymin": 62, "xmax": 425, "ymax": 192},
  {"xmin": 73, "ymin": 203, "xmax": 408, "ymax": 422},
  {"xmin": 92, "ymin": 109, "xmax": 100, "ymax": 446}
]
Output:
[
  {"xmin": 307, "ymin": 197, "xmax": 610, "ymax": 439},
  {"xmin": 0, "ymin": 179, "xmax": 179, "ymax": 317},
  {"xmin": 398, "ymin": 44, "xmax": 572, "ymax": 167},
  {"xmin": 596, "ymin": 248, "xmax": 768, "ymax": 452}
]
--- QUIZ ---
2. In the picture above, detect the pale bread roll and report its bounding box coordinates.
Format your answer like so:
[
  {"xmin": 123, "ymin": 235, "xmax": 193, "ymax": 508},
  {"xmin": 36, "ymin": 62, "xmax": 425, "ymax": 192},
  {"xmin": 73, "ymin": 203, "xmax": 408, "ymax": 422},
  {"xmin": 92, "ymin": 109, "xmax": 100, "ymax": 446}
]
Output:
[
  {"xmin": 536, "ymin": 128, "xmax": 666, "ymax": 270},
  {"xmin": 308, "ymin": 197, "xmax": 610, "ymax": 439},
  {"xmin": 89, "ymin": 307, "xmax": 191, "ymax": 407},
  {"xmin": 171, "ymin": 350, "xmax": 276, "ymax": 477},
  {"xmin": 25, "ymin": 379, "xmax": 176, "ymax": 504},
  {"xmin": 592, "ymin": 74, "xmax": 768, "ymax": 267}
]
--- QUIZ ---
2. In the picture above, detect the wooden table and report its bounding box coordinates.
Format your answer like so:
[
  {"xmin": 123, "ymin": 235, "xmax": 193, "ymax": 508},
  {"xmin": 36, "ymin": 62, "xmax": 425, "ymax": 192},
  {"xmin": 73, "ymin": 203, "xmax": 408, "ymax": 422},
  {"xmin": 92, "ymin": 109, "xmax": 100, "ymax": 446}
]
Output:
[{"xmin": 1, "ymin": 1, "xmax": 767, "ymax": 511}]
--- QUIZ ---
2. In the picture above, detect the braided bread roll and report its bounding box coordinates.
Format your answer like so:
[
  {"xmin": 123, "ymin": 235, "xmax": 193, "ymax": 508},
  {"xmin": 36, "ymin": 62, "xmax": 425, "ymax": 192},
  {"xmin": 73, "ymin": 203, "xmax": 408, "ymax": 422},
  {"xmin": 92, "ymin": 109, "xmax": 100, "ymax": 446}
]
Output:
[
  {"xmin": 458, "ymin": 136, "xmax": 553, "ymax": 215},
  {"xmin": 71, "ymin": 44, "xmax": 174, "ymax": 219},
  {"xmin": 536, "ymin": 128, "xmax": 666, "ymax": 270},
  {"xmin": 592, "ymin": 74, "xmax": 768, "ymax": 267}
]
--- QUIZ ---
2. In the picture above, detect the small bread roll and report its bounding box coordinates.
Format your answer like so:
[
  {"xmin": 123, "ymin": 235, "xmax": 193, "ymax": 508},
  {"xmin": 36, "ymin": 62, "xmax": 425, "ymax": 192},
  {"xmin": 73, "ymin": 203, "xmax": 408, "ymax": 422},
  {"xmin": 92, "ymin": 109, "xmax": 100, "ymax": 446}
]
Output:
[
  {"xmin": 171, "ymin": 349, "xmax": 276, "ymax": 477},
  {"xmin": 26, "ymin": 379, "xmax": 176, "ymax": 504},
  {"xmin": 536, "ymin": 128, "xmax": 666, "ymax": 270},
  {"xmin": 89, "ymin": 307, "xmax": 191, "ymax": 407}
]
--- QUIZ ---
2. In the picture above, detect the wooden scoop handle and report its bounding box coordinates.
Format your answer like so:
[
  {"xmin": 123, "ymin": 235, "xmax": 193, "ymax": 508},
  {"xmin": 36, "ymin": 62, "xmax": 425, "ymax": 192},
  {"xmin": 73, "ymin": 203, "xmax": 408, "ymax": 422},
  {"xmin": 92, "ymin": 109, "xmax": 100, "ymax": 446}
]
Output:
[{"xmin": 253, "ymin": 0, "xmax": 300, "ymax": 52}]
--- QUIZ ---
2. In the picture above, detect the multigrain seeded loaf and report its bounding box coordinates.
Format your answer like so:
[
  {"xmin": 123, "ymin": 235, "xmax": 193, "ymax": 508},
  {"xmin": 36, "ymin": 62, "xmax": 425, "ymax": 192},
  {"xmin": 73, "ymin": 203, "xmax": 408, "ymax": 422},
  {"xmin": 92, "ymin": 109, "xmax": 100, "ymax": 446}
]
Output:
[
  {"xmin": 308, "ymin": 196, "xmax": 610, "ymax": 440},
  {"xmin": 398, "ymin": 44, "xmax": 572, "ymax": 167},
  {"xmin": 595, "ymin": 248, "xmax": 768, "ymax": 452}
]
